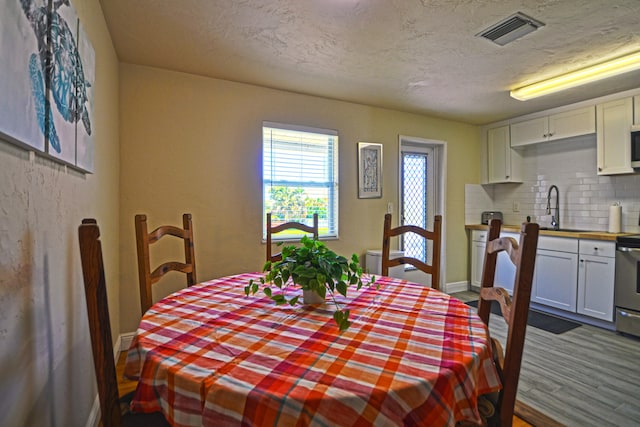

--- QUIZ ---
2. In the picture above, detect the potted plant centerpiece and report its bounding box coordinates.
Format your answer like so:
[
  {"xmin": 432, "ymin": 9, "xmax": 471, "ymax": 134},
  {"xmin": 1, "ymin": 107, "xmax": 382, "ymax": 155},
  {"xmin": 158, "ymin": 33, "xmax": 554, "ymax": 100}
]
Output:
[{"xmin": 245, "ymin": 236, "xmax": 376, "ymax": 330}]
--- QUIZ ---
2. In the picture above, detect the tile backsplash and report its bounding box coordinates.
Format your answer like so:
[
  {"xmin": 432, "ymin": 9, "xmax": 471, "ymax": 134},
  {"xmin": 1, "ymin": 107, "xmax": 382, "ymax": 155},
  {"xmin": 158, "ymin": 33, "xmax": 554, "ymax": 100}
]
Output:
[{"xmin": 466, "ymin": 134, "xmax": 640, "ymax": 234}]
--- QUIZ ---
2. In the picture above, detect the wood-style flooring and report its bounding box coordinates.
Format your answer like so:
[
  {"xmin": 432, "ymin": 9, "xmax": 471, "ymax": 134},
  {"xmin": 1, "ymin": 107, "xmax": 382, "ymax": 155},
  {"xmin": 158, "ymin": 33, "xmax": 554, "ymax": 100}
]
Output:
[
  {"xmin": 116, "ymin": 352, "xmax": 533, "ymax": 426},
  {"xmin": 117, "ymin": 352, "xmax": 137, "ymax": 398},
  {"xmin": 453, "ymin": 291, "xmax": 640, "ymax": 427}
]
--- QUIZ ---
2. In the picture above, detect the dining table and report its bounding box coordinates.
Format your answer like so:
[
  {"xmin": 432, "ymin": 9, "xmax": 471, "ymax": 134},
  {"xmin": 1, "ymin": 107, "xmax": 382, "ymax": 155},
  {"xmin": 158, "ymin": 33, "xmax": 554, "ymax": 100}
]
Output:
[{"xmin": 124, "ymin": 272, "xmax": 501, "ymax": 427}]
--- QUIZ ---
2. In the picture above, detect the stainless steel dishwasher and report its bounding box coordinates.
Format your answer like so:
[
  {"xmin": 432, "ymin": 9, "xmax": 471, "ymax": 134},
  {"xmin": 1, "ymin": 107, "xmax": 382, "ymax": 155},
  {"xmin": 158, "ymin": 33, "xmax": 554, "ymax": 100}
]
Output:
[{"xmin": 615, "ymin": 234, "xmax": 640, "ymax": 338}]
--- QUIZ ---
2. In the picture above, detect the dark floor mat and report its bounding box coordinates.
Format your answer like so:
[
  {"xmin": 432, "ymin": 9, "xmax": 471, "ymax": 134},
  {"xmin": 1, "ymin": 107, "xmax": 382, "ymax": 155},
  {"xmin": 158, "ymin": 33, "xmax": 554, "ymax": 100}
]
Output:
[{"xmin": 466, "ymin": 300, "xmax": 581, "ymax": 334}]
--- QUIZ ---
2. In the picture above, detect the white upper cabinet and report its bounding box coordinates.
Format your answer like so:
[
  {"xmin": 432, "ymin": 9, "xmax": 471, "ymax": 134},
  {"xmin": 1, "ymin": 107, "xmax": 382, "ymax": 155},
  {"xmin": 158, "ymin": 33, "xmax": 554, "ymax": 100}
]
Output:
[
  {"xmin": 510, "ymin": 106, "xmax": 596, "ymax": 147},
  {"xmin": 549, "ymin": 107, "xmax": 596, "ymax": 140},
  {"xmin": 596, "ymin": 98, "xmax": 633, "ymax": 175},
  {"xmin": 486, "ymin": 125, "xmax": 522, "ymax": 183},
  {"xmin": 510, "ymin": 117, "xmax": 548, "ymax": 146}
]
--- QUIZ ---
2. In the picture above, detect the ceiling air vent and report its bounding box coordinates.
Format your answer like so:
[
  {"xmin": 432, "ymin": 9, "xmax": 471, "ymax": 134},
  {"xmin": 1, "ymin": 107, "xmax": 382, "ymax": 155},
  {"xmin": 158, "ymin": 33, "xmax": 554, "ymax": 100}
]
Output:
[{"xmin": 477, "ymin": 12, "xmax": 544, "ymax": 46}]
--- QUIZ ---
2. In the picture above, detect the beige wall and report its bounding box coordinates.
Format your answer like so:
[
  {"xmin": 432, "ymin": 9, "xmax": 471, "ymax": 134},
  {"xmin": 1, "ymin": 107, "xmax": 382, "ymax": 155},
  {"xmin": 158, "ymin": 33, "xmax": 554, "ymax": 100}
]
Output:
[
  {"xmin": 0, "ymin": 0, "xmax": 120, "ymax": 425},
  {"xmin": 119, "ymin": 64, "xmax": 481, "ymax": 332}
]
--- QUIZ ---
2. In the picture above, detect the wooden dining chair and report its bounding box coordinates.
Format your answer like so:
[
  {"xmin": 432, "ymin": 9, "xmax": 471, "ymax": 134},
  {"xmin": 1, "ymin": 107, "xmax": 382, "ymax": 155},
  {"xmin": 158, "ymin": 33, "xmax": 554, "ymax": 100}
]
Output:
[
  {"xmin": 135, "ymin": 213, "xmax": 197, "ymax": 314},
  {"xmin": 381, "ymin": 213, "xmax": 442, "ymax": 290},
  {"xmin": 266, "ymin": 212, "xmax": 319, "ymax": 263},
  {"xmin": 79, "ymin": 219, "xmax": 170, "ymax": 427},
  {"xmin": 476, "ymin": 219, "xmax": 540, "ymax": 427}
]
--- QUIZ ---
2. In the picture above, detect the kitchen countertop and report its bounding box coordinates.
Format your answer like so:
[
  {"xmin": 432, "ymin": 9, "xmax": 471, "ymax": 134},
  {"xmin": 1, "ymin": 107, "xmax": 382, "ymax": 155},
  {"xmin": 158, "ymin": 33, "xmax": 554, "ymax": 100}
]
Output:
[{"xmin": 465, "ymin": 224, "xmax": 633, "ymax": 241}]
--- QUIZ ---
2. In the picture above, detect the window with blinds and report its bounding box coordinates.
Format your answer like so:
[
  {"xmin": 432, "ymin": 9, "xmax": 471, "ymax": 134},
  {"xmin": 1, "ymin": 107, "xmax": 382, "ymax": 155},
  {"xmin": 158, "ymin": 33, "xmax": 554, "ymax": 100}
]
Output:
[{"xmin": 263, "ymin": 122, "xmax": 338, "ymax": 240}]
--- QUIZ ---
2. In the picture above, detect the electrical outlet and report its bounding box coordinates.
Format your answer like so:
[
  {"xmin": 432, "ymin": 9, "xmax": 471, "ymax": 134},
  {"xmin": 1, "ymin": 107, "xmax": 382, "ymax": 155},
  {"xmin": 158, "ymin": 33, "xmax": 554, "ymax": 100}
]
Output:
[
  {"xmin": 387, "ymin": 202, "xmax": 393, "ymax": 214},
  {"xmin": 512, "ymin": 201, "xmax": 520, "ymax": 212}
]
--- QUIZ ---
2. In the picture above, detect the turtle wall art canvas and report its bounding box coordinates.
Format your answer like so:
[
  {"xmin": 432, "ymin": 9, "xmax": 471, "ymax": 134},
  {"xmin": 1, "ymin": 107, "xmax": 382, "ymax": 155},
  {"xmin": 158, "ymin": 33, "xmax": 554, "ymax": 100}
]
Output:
[
  {"xmin": 0, "ymin": 0, "xmax": 95, "ymax": 172},
  {"xmin": 0, "ymin": 0, "xmax": 46, "ymax": 152},
  {"xmin": 74, "ymin": 18, "xmax": 95, "ymax": 172}
]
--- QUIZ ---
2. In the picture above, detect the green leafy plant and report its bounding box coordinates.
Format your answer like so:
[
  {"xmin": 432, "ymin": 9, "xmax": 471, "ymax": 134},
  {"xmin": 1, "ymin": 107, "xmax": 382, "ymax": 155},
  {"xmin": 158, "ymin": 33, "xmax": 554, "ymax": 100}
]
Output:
[{"xmin": 245, "ymin": 236, "xmax": 376, "ymax": 331}]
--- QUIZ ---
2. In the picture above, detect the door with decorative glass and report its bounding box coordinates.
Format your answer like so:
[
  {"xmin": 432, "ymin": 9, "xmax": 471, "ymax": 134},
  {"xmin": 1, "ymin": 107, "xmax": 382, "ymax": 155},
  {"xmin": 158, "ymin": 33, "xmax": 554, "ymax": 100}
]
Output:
[
  {"xmin": 401, "ymin": 146, "xmax": 435, "ymax": 260},
  {"xmin": 399, "ymin": 137, "xmax": 443, "ymax": 288}
]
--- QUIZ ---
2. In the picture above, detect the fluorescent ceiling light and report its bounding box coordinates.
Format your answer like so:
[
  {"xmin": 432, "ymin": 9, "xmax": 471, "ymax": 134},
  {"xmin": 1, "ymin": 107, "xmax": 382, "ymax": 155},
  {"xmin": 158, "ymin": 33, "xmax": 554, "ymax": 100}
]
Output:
[{"xmin": 510, "ymin": 51, "xmax": 640, "ymax": 101}]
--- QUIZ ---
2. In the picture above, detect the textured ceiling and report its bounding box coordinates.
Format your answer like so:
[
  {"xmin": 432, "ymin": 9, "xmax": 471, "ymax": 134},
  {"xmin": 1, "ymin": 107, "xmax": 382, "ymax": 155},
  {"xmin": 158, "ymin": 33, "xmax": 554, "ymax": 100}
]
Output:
[{"xmin": 99, "ymin": 0, "xmax": 640, "ymax": 125}]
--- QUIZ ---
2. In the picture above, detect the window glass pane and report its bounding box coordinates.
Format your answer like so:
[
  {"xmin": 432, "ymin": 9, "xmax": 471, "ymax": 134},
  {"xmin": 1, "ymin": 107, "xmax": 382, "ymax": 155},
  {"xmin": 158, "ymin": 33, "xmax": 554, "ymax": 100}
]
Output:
[
  {"xmin": 402, "ymin": 152, "xmax": 428, "ymax": 262},
  {"xmin": 263, "ymin": 124, "xmax": 338, "ymax": 239}
]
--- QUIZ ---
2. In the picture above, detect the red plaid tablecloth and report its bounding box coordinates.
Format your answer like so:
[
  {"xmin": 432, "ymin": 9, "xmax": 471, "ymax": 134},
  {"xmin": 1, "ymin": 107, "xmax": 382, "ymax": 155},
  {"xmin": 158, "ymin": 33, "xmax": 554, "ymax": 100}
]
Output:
[{"xmin": 125, "ymin": 273, "xmax": 500, "ymax": 427}]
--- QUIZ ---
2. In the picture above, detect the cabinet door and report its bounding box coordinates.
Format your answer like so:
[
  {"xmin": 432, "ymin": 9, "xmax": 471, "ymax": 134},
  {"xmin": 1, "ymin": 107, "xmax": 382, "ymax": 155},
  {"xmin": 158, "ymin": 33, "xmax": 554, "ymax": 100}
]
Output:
[
  {"xmin": 634, "ymin": 95, "xmax": 640, "ymax": 126},
  {"xmin": 549, "ymin": 106, "xmax": 596, "ymax": 141},
  {"xmin": 485, "ymin": 125, "xmax": 522, "ymax": 184},
  {"xmin": 495, "ymin": 251, "xmax": 516, "ymax": 294},
  {"xmin": 471, "ymin": 240, "xmax": 486, "ymax": 288},
  {"xmin": 577, "ymin": 255, "xmax": 615, "ymax": 321},
  {"xmin": 493, "ymin": 232, "xmax": 519, "ymax": 294},
  {"xmin": 510, "ymin": 117, "xmax": 548, "ymax": 147},
  {"xmin": 596, "ymin": 98, "xmax": 633, "ymax": 175},
  {"xmin": 487, "ymin": 125, "xmax": 511, "ymax": 183},
  {"xmin": 531, "ymin": 250, "xmax": 578, "ymax": 312}
]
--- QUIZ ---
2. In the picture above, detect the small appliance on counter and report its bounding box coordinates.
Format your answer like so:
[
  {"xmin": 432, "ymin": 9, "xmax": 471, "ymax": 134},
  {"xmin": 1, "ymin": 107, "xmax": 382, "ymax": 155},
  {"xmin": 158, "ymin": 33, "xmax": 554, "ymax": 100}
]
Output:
[{"xmin": 481, "ymin": 211, "xmax": 503, "ymax": 225}]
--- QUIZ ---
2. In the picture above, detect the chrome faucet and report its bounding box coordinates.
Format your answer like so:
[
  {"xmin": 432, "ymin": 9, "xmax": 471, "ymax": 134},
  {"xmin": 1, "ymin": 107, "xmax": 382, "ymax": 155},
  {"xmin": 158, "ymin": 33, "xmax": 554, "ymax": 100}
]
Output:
[{"xmin": 546, "ymin": 185, "xmax": 560, "ymax": 230}]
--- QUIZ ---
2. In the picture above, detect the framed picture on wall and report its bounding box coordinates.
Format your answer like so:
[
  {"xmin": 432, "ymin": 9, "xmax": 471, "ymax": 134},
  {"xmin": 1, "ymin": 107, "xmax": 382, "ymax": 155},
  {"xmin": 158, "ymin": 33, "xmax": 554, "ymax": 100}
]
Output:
[
  {"xmin": 0, "ymin": 0, "xmax": 95, "ymax": 172},
  {"xmin": 358, "ymin": 142, "xmax": 382, "ymax": 198}
]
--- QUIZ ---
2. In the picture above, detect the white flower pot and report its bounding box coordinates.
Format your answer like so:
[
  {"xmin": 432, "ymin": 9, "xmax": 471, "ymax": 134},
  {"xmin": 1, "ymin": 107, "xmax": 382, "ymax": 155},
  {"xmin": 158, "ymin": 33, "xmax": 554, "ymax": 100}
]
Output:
[{"xmin": 303, "ymin": 289, "xmax": 325, "ymax": 304}]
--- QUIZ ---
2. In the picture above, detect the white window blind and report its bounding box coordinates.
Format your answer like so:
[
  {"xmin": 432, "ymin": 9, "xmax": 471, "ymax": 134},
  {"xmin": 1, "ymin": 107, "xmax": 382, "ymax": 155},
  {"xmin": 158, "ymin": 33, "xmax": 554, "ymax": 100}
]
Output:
[{"xmin": 263, "ymin": 122, "xmax": 338, "ymax": 239}]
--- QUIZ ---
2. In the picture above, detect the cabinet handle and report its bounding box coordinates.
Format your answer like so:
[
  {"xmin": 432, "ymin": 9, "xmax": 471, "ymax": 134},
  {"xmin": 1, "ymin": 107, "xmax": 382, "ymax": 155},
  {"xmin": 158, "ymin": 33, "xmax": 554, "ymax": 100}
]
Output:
[
  {"xmin": 598, "ymin": 167, "xmax": 603, "ymax": 171},
  {"xmin": 619, "ymin": 310, "xmax": 640, "ymax": 320},
  {"xmin": 594, "ymin": 247, "xmax": 598, "ymax": 251},
  {"xmin": 580, "ymin": 259, "xmax": 584, "ymax": 263},
  {"xmin": 548, "ymin": 132, "xmax": 554, "ymax": 137},
  {"xmin": 543, "ymin": 133, "xmax": 548, "ymax": 138},
  {"xmin": 505, "ymin": 175, "xmax": 510, "ymax": 179}
]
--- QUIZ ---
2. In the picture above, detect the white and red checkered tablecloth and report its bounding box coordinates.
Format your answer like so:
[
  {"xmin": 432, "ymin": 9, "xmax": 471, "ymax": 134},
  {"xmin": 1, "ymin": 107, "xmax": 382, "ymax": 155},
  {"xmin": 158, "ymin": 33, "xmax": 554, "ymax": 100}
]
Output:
[{"xmin": 124, "ymin": 273, "xmax": 500, "ymax": 426}]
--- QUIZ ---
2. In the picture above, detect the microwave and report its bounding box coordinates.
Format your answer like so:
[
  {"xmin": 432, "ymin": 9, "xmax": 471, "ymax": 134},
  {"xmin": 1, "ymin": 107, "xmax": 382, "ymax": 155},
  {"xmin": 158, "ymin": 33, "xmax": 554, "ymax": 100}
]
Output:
[{"xmin": 633, "ymin": 125, "xmax": 640, "ymax": 168}]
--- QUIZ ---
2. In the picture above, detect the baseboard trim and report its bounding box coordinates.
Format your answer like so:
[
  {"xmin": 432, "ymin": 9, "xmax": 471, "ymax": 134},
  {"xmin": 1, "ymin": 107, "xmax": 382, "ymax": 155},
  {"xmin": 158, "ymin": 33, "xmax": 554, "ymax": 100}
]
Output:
[
  {"xmin": 85, "ymin": 394, "xmax": 99, "ymax": 427},
  {"xmin": 444, "ymin": 281, "xmax": 469, "ymax": 294}
]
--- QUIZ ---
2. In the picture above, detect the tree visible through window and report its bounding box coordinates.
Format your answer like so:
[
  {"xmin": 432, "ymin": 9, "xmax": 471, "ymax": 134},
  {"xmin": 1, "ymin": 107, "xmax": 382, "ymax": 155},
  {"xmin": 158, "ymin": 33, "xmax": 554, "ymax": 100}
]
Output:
[{"xmin": 263, "ymin": 122, "xmax": 338, "ymax": 239}]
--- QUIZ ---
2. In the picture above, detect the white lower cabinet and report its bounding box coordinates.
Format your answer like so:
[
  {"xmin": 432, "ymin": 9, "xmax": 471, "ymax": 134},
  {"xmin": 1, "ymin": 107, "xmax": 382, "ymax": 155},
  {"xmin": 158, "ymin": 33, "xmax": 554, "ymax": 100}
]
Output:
[
  {"xmin": 494, "ymin": 232, "xmax": 519, "ymax": 294},
  {"xmin": 469, "ymin": 230, "xmax": 615, "ymax": 322},
  {"xmin": 498, "ymin": 235, "xmax": 581, "ymax": 312},
  {"xmin": 531, "ymin": 249, "xmax": 578, "ymax": 312},
  {"xmin": 470, "ymin": 230, "xmax": 488, "ymax": 289},
  {"xmin": 577, "ymin": 240, "xmax": 615, "ymax": 321}
]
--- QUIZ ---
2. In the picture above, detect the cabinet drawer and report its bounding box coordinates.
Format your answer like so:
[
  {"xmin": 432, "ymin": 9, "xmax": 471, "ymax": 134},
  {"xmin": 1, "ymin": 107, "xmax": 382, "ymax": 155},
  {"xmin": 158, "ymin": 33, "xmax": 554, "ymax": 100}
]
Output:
[
  {"xmin": 538, "ymin": 236, "xmax": 578, "ymax": 252},
  {"xmin": 579, "ymin": 240, "xmax": 615, "ymax": 258},
  {"xmin": 472, "ymin": 230, "xmax": 488, "ymax": 242}
]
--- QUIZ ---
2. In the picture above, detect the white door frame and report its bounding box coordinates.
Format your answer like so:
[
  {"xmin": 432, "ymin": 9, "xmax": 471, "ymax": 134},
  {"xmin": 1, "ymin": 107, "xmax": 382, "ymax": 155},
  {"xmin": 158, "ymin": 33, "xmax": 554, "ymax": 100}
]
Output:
[{"xmin": 398, "ymin": 135, "xmax": 447, "ymax": 289}]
